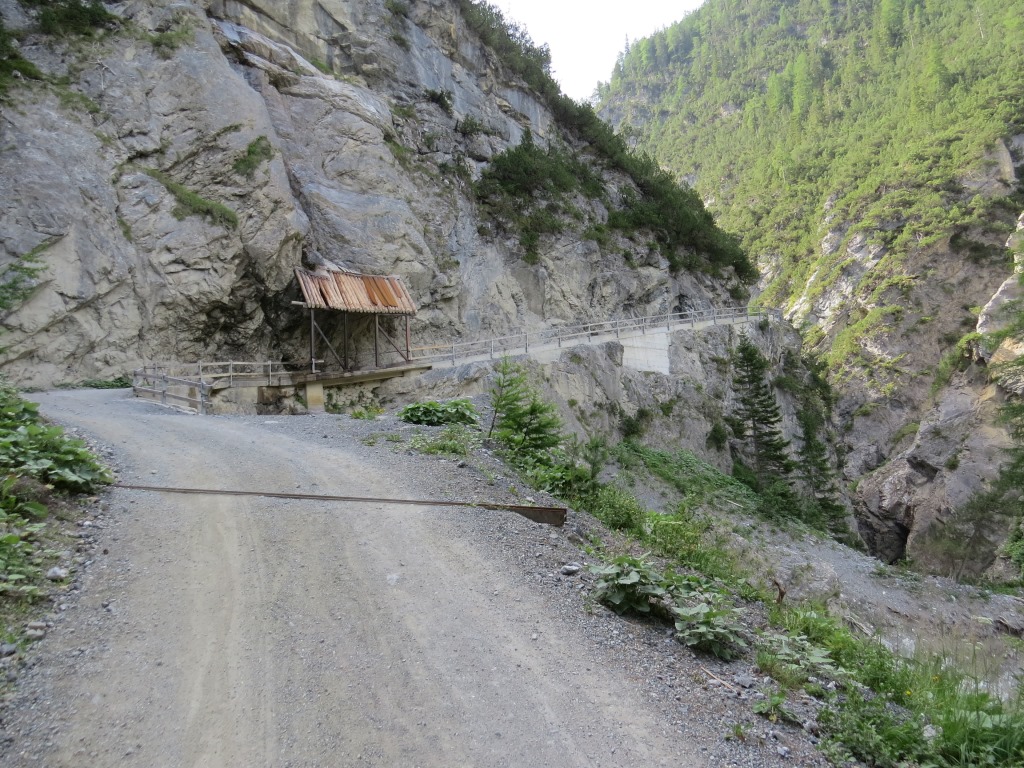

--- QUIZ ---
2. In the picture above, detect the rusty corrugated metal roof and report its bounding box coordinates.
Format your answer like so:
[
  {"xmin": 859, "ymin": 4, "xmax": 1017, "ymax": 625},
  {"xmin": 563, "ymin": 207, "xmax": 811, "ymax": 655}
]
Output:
[{"xmin": 295, "ymin": 267, "xmax": 417, "ymax": 315}]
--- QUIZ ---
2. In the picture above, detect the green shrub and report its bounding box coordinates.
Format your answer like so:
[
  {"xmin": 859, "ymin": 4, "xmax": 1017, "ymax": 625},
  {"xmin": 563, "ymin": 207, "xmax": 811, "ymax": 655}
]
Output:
[
  {"xmin": 424, "ymin": 88, "xmax": 453, "ymax": 115},
  {"xmin": 398, "ymin": 399, "xmax": 478, "ymax": 426},
  {"xmin": 142, "ymin": 169, "xmax": 238, "ymax": 229},
  {"xmin": 0, "ymin": 383, "xmax": 111, "ymax": 493},
  {"xmin": 232, "ymin": 136, "xmax": 273, "ymax": 177},
  {"xmin": 585, "ymin": 484, "xmax": 647, "ymax": 536},
  {"xmin": 588, "ymin": 553, "xmax": 667, "ymax": 615},
  {"xmin": 706, "ymin": 421, "xmax": 728, "ymax": 451},
  {"xmin": 34, "ymin": 0, "xmax": 116, "ymax": 36},
  {"xmin": 672, "ymin": 597, "xmax": 748, "ymax": 660},
  {"xmin": 77, "ymin": 375, "xmax": 132, "ymax": 389},
  {"xmin": 148, "ymin": 23, "xmax": 192, "ymax": 58},
  {"xmin": 350, "ymin": 404, "xmax": 384, "ymax": 420},
  {"xmin": 0, "ymin": 19, "xmax": 42, "ymax": 96},
  {"xmin": 0, "ymin": 241, "xmax": 47, "ymax": 312},
  {"xmin": 619, "ymin": 407, "xmax": 652, "ymax": 439}
]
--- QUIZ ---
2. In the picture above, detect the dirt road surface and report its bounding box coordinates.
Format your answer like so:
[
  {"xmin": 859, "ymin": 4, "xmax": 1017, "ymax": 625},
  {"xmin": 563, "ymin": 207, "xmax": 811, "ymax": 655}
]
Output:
[{"xmin": 2, "ymin": 389, "xmax": 709, "ymax": 768}]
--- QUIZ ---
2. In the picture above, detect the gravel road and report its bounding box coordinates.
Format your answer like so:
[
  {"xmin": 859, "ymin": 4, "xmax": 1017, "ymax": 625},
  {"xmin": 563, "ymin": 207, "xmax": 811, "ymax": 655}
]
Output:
[{"xmin": 0, "ymin": 389, "xmax": 825, "ymax": 768}]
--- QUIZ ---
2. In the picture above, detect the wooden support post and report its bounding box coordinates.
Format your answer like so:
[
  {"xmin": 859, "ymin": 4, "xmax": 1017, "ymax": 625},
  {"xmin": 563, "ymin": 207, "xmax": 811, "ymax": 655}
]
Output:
[
  {"xmin": 405, "ymin": 316, "xmax": 411, "ymax": 362},
  {"xmin": 310, "ymin": 308, "xmax": 317, "ymax": 373},
  {"xmin": 374, "ymin": 316, "xmax": 379, "ymax": 369},
  {"xmin": 343, "ymin": 313, "xmax": 348, "ymax": 370}
]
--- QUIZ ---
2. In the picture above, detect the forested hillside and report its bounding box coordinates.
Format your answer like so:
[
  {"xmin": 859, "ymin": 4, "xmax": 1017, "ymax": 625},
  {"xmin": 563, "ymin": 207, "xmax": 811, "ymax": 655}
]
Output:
[
  {"xmin": 600, "ymin": 0, "xmax": 1023, "ymax": 373},
  {"xmin": 599, "ymin": 0, "xmax": 1024, "ymax": 576}
]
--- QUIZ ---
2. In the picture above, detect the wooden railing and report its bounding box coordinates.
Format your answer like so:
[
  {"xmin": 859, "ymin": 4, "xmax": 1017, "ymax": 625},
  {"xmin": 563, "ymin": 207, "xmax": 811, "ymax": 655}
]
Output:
[
  {"xmin": 131, "ymin": 361, "xmax": 297, "ymax": 413},
  {"xmin": 132, "ymin": 306, "xmax": 774, "ymax": 410}
]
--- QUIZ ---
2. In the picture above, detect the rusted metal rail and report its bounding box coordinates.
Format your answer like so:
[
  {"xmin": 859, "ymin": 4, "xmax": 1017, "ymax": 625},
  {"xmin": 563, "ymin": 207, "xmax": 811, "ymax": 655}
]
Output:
[{"xmin": 113, "ymin": 484, "xmax": 567, "ymax": 526}]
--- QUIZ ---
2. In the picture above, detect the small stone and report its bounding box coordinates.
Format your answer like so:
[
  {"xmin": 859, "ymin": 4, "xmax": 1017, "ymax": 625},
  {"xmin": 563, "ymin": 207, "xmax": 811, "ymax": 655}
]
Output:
[
  {"xmin": 26, "ymin": 621, "xmax": 46, "ymax": 630},
  {"xmin": 531, "ymin": 633, "xmax": 538, "ymax": 641},
  {"xmin": 25, "ymin": 628, "xmax": 46, "ymax": 641},
  {"xmin": 776, "ymin": 745, "xmax": 790, "ymax": 758},
  {"xmin": 560, "ymin": 563, "xmax": 582, "ymax": 576},
  {"xmin": 46, "ymin": 566, "xmax": 69, "ymax": 581},
  {"xmin": 0, "ymin": 643, "xmax": 17, "ymax": 657},
  {"xmin": 733, "ymin": 674, "xmax": 756, "ymax": 689}
]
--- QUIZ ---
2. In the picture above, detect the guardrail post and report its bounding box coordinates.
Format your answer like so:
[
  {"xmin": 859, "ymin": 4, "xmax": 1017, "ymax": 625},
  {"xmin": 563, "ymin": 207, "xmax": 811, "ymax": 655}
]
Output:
[
  {"xmin": 198, "ymin": 381, "xmax": 206, "ymax": 416},
  {"xmin": 490, "ymin": 339, "xmax": 494, "ymax": 359},
  {"xmin": 452, "ymin": 343, "xmax": 456, "ymax": 366},
  {"xmin": 229, "ymin": 361, "xmax": 234, "ymax": 387},
  {"xmin": 525, "ymin": 332, "xmax": 529, "ymax": 354},
  {"xmin": 161, "ymin": 375, "xmax": 167, "ymax": 405}
]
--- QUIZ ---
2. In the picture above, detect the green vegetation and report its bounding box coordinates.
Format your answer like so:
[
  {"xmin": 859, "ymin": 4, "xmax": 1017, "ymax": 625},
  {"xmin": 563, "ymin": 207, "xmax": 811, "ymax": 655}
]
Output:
[
  {"xmin": 147, "ymin": 18, "xmax": 192, "ymax": 58},
  {"xmin": 733, "ymin": 336, "xmax": 793, "ymax": 482},
  {"xmin": 73, "ymin": 375, "xmax": 131, "ymax": 389},
  {"xmin": 458, "ymin": 1, "xmax": 753, "ymax": 278},
  {"xmin": 0, "ymin": 240, "xmax": 48, "ymax": 313},
  {"xmin": 599, "ymin": 0, "xmax": 1024, "ymax": 374},
  {"xmin": 931, "ymin": 332, "xmax": 981, "ymax": 394},
  {"xmin": 423, "ymin": 88, "xmax": 453, "ymax": 116},
  {"xmin": 0, "ymin": 380, "xmax": 110, "ymax": 604},
  {"xmin": 587, "ymin": 539, "xmax": 1024, "ymax": 765},
  {"xmin": 232, "ymin": 136, "xmax": 273, "ymax": 177},
  {"xmin": 0, "ymin": 18, "xmax": 42, "ymax": 96},
  {"xmin": 588, "ymin": 554, "xmax": 747, "ymax": 660},
  {"xmin": 28, "ymin": 0, "xmax": 117, "ymax": 37},
  {"xmin": 409, "ymin": 424, "xmax": 480, "ymax": 456},
  {"xmin": 398, "ymin": 399, "xmax": 478, "ymax": 426},
  {"xmin": 349, "ymin": 405, "xmax": 384, "ymax": 420},
  {"xmin": 142, "ymin": 168, "xmax": 238, "ymax": 229}
]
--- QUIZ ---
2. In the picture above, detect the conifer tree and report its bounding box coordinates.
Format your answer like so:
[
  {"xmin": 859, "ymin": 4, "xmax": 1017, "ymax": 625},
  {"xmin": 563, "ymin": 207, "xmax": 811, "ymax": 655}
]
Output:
[
  {"xmin": 488, "ymin": 358, "xmax": 562, "ymax": 458},
  {"xmin": 733, "ymin": 336, "xmax": 793, "ymax": 483},
  {"xmin": 796, "ymin": 408, "xmax": 846, "ymax": 530}
]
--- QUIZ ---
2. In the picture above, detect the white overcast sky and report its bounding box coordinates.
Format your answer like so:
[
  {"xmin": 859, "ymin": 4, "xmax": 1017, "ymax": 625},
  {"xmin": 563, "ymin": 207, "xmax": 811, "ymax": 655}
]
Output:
[{"xmin": 500, "ymin": 1, "xmax": 707, "ymax": 101}]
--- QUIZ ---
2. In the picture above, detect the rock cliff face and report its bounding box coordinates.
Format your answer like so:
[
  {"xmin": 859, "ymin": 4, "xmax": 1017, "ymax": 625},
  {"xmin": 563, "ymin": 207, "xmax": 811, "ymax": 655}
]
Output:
[
  {"xmin": 831, "ymin": 201, "xmax": 1024, "ymax": 573},
  {"xmin": 0, "ymin": 0, "xmax": 733, "ymax": 389}
]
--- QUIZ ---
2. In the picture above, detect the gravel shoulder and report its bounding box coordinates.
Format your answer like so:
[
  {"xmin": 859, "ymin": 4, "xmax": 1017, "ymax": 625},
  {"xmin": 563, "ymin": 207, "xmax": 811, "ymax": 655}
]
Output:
[{"xmin": 0, "ymin": 389, "xmax": 826, "ymax": 768}]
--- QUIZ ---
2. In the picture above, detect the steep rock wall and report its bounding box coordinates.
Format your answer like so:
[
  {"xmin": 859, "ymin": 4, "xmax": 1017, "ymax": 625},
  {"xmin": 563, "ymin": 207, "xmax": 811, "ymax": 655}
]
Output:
[{"xmin": 0, "ymin": 0, "xmax": 732, "ymax": 387}]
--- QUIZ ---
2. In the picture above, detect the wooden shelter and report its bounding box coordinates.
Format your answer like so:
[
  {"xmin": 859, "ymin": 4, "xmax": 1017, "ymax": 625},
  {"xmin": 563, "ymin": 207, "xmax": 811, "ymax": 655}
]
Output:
[{"xmin": 293, "ymin": 266, "xmax": 417, "ymax": 371}]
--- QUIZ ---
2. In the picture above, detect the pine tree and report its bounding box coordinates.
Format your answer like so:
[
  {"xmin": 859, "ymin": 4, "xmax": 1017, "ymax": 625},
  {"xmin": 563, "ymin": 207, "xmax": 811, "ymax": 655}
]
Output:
[
  {"xmin": 488, "ymin": 358, "xmax": 562, "ymax": 459},
  {"xmin": 733, "ymin": 336, "xmax": 793, "ymax": 483},
  {"xmin": 796, "ymin": 408, "xmax": 846, "ymax": 530}
]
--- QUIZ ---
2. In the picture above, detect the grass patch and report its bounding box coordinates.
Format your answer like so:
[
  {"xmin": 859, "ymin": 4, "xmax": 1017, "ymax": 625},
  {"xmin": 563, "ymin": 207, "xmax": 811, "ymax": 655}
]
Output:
[
  {"xmin": 232, "ymin": 136, "xmax": 273, "ymax": 177},
  {"xmin": 31, "ymin": 0, "xmax": 117, "ymax": 37},
  {"xmin": 890, "ymin": 421, "xmax": 920, "ymax": 444},
  {"xmin": 142, "ymin": 168, "xmax": 238, "ymax": 229},
  {"xmin": 409, "ymin": 424, "xmax": 480, "ymax": 457}
]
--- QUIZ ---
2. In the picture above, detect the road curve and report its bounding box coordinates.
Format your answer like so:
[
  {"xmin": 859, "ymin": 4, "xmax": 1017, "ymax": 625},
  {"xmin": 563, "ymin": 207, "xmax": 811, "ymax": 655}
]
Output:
[{"xmin": 4, "ymin": 389, "xmax": 704, "ymax": 768}]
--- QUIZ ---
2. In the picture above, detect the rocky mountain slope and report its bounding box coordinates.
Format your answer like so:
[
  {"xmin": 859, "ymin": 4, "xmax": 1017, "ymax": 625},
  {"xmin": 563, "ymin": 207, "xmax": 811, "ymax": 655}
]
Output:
[
  {"xmin": 598, "ymin": 0, "xmax": 1024, "ymax": 577},
  {"xmin": 0, "ymin": 0, "xmax": 742, "ymax": 388}
]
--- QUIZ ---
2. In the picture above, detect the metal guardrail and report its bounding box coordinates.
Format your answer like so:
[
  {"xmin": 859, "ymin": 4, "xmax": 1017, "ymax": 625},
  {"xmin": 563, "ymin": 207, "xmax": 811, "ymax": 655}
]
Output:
[
  {"xmin": 409, "ymin": 305, "xmax": 771, "ymax": 367},
  {"xmin": 131, "ymin": 307, "xmax": 773, "ymax": 409}
]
